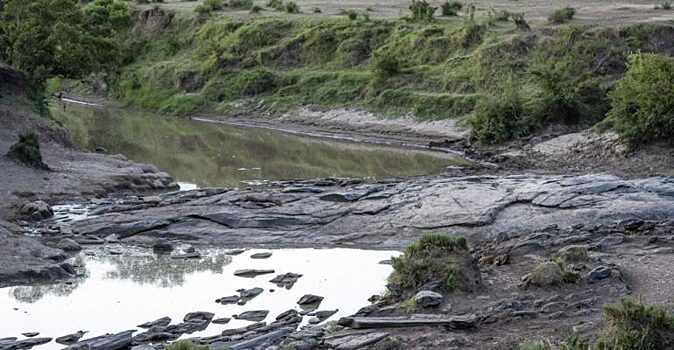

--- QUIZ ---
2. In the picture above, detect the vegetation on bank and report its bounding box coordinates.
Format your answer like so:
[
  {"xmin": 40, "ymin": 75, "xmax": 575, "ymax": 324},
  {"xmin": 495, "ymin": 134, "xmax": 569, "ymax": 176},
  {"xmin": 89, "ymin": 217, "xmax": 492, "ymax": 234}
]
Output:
[
  {"xmin": 107, "ymin": 6, "xmax": 674, "ymax": 145},
  {"xmin": 1, "ymin": 0, "xmax": 674, "ymax": 145},
  {"xmin": 388, "ymin": 233, "xmax": 480, "ymax": 293},
  {"xmin": 520, "ymin": 299, "xmax": 674, "ymax": 350}
]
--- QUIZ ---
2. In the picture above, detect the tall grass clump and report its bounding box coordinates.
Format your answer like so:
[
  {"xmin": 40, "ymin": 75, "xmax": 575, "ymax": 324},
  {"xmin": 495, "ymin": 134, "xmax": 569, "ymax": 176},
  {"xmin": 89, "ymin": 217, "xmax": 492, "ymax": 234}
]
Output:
[
  {"xmin": 606, "ymin": 52, "xmax": 674, "ymax": 144},
  {"xmin": 548, "ymin": 7, "xmax": 575, "ymax": 24},
  {"xmin": 409, "ymin": 0, "xmax": 437, "ymax": 22},
  {"xmin": 441, "ymin": 0, "xmax": 462, "ymax": 16},
  {"xmin": 389, "ymin": 234, "xmax": 478, "ymax": 293}
]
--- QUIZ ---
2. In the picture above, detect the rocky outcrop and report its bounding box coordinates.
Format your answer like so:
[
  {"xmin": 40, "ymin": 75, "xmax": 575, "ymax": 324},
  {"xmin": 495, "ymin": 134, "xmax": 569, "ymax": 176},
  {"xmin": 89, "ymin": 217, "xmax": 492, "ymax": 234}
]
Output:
[{"xmin": 47, "ymin": 174, "xmax": 674, "ymax": 249}]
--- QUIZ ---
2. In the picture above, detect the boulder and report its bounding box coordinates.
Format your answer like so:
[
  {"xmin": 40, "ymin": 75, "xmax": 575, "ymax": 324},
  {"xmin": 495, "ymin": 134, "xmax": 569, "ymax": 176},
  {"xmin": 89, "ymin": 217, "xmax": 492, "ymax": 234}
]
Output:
[
  {"xmin": 297, "ymin": 294, "xmax": 324, "ymax": 306},
  {"xmin": 414, "ymin": 291, "xmax": 444, "ymax": 308},
  {"xmin": 234, "ymin": 310, "xmax": 269, "ymax": 322},
  {"xmin": 57, "ymin": 238, "xmax": 82, "ymax": 252},
  {"xmin": 587, "ymin": 265, "xmax": 613, "ymax": 283},
  {"xmin": 19, "ymin": 201, "xmax": 53, "ymax": 221}
]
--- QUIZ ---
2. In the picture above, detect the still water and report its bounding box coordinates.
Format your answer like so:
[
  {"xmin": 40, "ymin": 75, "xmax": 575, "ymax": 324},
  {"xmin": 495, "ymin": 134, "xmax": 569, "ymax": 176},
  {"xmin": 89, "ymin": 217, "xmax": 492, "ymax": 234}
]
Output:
[
  {"xmin": 51, "ymin": 104, "xmax": 462, "ymax": 188},
  {"xmin": 0, "ymin": 247, "xmax": 399, "ymax": 349}
]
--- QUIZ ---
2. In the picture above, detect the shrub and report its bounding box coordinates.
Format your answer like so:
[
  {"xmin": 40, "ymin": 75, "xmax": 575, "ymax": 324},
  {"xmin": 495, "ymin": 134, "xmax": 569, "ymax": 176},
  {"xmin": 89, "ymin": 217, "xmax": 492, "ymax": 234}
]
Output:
[
  {"xmin": 512, "ymin": 13, "xmax": 530, "ymax": 31},
  {"xmin": 266, "ymin": 0, "xmax": 283, "ymax": 10},
  {"xmin": 312, "ymin": 7, "xmax": 321, "ymax": 13},
  {"xmin": 164, "ymin": 341, "xmax": 209, "ymax": 350},
  {"xmin": 409, "ymin": 0, "xmax": 436, "ymax": 22},
  {"xmin": 370, "ymin": 51, "xmax": 401, "ymax": 79},
  {"xmin": 204, "ymin": 0, "xmax": 224, "ymax": 11},
  {"xmin": 441, "ymin": 0, "xmax": 462, "ymax": 16},
  {"xmin": 229, "ymin": 0, "xmax": 253, "ymax": 9},
  {"xmin": 597, "ymin": 299, "xmax": 674, "ymax": 349},
  {"xmin": 250, "ymin": 5, "xmax": 262, "ymax": 13},
  {"xmin": 389, "ymin": 234, "xmax": 479, "ymax": 293},
  {"xmin": 548, "ymin": 7, "xmax": 575, "ymax": 24},
  {"xmin": 656, "ymin": 1, "xmax": 672, "ymax": 9},
  {"xmin": 194, "ymin": 4, "xmax": 211, "ymax": 13},
  {"xmin": 468, "ymin": 83, "xmax": 540, "ymax": 143},
  {"xmin": 607, "ymin": 53, "xmax": 674, "ymax": 144},
  {"xmin": 489, "ymin": 8, "xmax": 510, "ymax": 22},
  {"xmin": 284, "ymin": 1, "xmax": 299, "ymax": 13},
  {"xmin": 7, "ymin": 132, "xmax": 47, "ymax": 169}
]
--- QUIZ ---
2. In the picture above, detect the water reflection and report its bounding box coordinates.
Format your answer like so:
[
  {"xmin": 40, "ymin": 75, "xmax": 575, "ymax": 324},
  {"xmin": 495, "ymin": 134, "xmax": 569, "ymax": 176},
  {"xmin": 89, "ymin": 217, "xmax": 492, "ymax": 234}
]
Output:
[
  {"xmin": 51, "ymin": 104, "xmax": 461, "ymax": 188},
  {"xmin": 99, "ymin": 250, "xmax": 232, "ymax": 288}
]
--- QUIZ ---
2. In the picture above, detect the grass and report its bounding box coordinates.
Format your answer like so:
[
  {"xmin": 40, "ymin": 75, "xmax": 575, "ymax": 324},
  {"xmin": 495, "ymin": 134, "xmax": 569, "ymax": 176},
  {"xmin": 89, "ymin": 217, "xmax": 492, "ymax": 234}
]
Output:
[
  {"xmin": 165, "ymin": 341, "xmax": 212, "ymax": 350},
  {"xmin": 108, "ymin": 12, "xmax": 674, "ymax": 143},
  {"xmin": 388, "ymin": 234, "xmax": 476, "ymax": 293},
  {"xmin": 519, "ymin": 299, "xmax": 674, "ymax": 349},
  {"xmin": 548, "ymin": 7, "xmax": 576, "ymax": 24}
]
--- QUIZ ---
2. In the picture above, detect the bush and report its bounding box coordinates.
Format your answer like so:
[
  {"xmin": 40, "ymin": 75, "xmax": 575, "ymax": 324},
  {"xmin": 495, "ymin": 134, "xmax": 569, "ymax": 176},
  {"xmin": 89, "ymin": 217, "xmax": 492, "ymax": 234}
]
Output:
[
  {"xmin": 389, "ymin": 234, "xmax": 479, "ymax": 293},
  {"xmin": 489, "ymin": 8, "xmax": 510, "ymax": 22},
  {"xmin": 284, "ymin": 1, "xmax": 299, "ymax": 13},
  {"xmin": 512, "ymin": 13, "xmax": 530, "ymax": 31},
  {"xmin": 204, "ymin": 0, "xmax": 224, "ymax": 11},
  {"xmin": 597, "ymin": 299, "xmax": 674, "ymax": 349},
  {"xmin": 607, "ymin": 53, "xmax": 674, "ymax": 144},
  {"xmin": 7, "ymin": 132, "xmax": 47, "ymax": 169},
  {"xmin": 370, "ymin": 51, "xmax": 401, "ymax": 79},
  {"xmin": 250, "ymin": 5, "xmax": 262, "ymax": 13},
  {"xmin": 229, "ymin": 0, "xmax": 253, "ymax": 9},
  {"xmin": 468, "ymin": 83, "xmax": 540, "ymax": 143},
  {"xmin": 409, "ymin": 0, "xmax": 436, "ymax": 22},
  {"xmin": 266, "ymin": 0, "xmax": 284, "ymax": 10},
  {"xmin": 441, "ymin": 0, "xmax": 462, "ymax": 16},
  {"xmin": 548, "ymin": 7, "xmax": 575, "ymax": 24},
  {"xmin": 656, "ymin": 1, "xmax": 672, "ymax": 9}
]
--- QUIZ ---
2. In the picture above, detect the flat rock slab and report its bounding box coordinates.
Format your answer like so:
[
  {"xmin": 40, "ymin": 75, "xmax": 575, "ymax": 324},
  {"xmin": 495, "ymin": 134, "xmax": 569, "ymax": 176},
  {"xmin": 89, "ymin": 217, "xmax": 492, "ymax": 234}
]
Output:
[
  {"xmin": 338, "ymin": 314, "xmax": 478, "ymax": 330},
  {"xmin": 51, "ymin": 174, "xmax": 674, "ymax": 249},
  {"xmin": 234, "ymin": 310, "xmax": 270, "ymax": 322},
  {"xmin": 323, "ymin": 332, "xmax": 390, "ymax": 350}
]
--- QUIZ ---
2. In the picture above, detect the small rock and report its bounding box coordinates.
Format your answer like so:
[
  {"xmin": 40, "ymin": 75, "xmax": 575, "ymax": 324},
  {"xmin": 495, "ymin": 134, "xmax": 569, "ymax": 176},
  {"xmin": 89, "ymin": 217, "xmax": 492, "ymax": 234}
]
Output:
[
  {"xmin": 224, "ymin": 249, "xmax": 246, "ymax": 255},
  {"xmin": 269, "ymin": 272, "xmax": 302, "ymax": 287},
  {"xmin": 212, "ymin": 318, "xmax": 231, "ymax": 325},
  {"xmin": 152, "ymin": 239, "xmax": 174, "ymax": 253},
  {"xmin": 216, "ymin": 295, "xmax": 240, "ymax": 304},
  {"xmin": 55, "ymin": 331, "xmax": 86, "ymax": 345},
  {"xmin": 234, "ymin": 310, "xmax": 269, "ymax": 322},
  {"xmin": 137, "ymin": 316, "xmax": 171, "ymax": 329},
  {"xmin": 234, "ymin": 269, "xmax": 275, "ymax": 277},
  {"xmin": 587, "ymin": 266, "xmax": 612, "ymax": 283},
  {"xmin": 170, "ymin": 251, "xmax": 201, "ymax": 259},
  {"xmin": 250, "ymin": 252, "xmax": 272, "ymax": 259},
  {"xmin": 57, "ymin": 238, "xmax": 82, "ymax": 252},
  {"xmin": 414, "ymin": 291, "xmax": 444, "ymax": 308},
  {"xmin": 297, "ymin": 294, "xmax": 324, "ymax": 307},
  {"xmin": 239, "ymin": 287, "xmax": 264, "ymax": 300},
  {"xmin": 21, "ymin": 333, "xmax": 39, "ymax": 338},
  {"xmin": 597, "ymin": 235, "xmax": 625, "ymax": 248}
]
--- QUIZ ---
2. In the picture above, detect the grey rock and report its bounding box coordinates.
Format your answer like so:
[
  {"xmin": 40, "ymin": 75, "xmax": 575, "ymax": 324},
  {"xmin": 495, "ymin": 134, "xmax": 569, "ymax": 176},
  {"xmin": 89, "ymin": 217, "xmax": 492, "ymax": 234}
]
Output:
[
  {"xmin": 152, "ymin": 239, "xmax": 173, "ymax": 253},
  {"xmin": 250, "ymin": 252, "xmax": 272, "ymax": 259},
  {"xmin": 297, "ymin": 294, "xmax": 324, "ymax": 306},
  {"xmin": 56, "ymin": 331, "xmax": 87, "ymax": 345},
  {"xmin": 216, "ymin": 295, "xmax": 240, "ymax": 304},
  {"xmin": 183, "ymin": 311, "xmax": 214, "ymax": 323},
  {"xmin": 0, "ymin": 337, "xmax": 52, "ymax": 350},
  {"xmin": 587, "ymin": 266, "xmax": 613, "ymax": 283},
  {"xmin": 137, "ymin": 317, "xmax": 171, "ymax": 329},
  {"xmin": 57, "ymin": 238, "xmax": 82, "ymax": 252},
  {"xmin": 20, "ymin": 201, "xmax": 54, "ymax": 221},
  {"xmin": 212, "ymin": 318, "xmax": 231, "ymax": 325},
  {"xmin": 20, "ymin": 334, "xmax": 38, "ymax": 338},
  {"xmin": 234, "ymin": 310, "xmax": 269, "ymax": 322},
  {"xmin": 597, "ymin": 235, "xmax": 626, "ymax": 248},
  {"xmin": 269, "ymin": 272, "xmax": 302, "ymax": 288},
  {"xmin": 234, "ymin": 269, "xmax": 275, "ymax": 277},
  {"xmin": 414, "ymin": 290, "xmax": 444, "ymax": 308},
  {"xmin": 239, "ymin": 287, "xmax": 264, "ymax": 300}
]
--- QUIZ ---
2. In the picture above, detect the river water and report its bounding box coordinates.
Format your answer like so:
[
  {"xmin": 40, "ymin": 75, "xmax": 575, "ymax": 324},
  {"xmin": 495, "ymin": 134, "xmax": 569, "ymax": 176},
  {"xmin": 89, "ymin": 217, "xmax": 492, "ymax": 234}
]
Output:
[
  {"xmin": 50, "ymin": 103, "xmax": 463, "ymax": 188},
  {"xmin": 0, "ymin": 247, "xmax": 399, "ymax": 349}
]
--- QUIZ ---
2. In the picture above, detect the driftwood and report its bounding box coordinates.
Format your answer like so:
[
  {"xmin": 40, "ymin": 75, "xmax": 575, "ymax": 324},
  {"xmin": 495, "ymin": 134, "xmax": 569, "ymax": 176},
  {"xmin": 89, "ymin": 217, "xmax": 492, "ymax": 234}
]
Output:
[{"xmin": 337, "ymin": 314, "xmax": 477, "ymax": 330}]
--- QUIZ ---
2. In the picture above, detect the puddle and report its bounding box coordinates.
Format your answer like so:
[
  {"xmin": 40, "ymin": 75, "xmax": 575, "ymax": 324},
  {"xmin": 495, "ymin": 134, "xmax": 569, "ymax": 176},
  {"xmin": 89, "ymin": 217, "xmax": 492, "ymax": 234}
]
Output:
[
  {"xmin": 0, "ymin": 247, "xmax": 399, "ymax": 349},
  {"xmin": 50, "ymin": 103, "xmax": 465, "ymax": 188}
]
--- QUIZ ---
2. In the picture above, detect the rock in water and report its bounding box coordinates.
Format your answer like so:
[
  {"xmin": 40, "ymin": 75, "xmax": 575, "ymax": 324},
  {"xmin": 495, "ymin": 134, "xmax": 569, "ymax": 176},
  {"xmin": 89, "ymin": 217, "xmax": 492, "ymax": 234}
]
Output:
[
  {"xmin": 297, "ymin": 294, "xmax": 324, "ymax": 306},
  {"xmin": 250, "ymin": 252, "xmax": 272, "ymax": 259},
  {"xmin": 212, "ymin": 318, "xmax": 231, "ymax": 325},
  {"xmin": 57, "ymin": 239, "xmax": 83, "ymax": 252},
  {"xmin": 19, "ymin": 201, "xmax": 54, "ymax": 221},
  {"xmin": 20, "ymin": 333, "xmax": 39, "ymax": 338},
  {"xmin": 183, "ymin": 311, "xmax": 214, "ymax": 323},
  {"xmin": 7, "ymin": 132, "xmax": 47, "ymax": 169},
  {"xmin": 137, "ymin": 316, "xmax": 171, "ymax": 329},
  {"xmin": 269, "ymin": 272, "xmax": 302, "ymax": 288},
  {"xmin": 234, "ymin": 269, "xmax": 275, "ymax": 277},
  {"xmin": 414, "ymin": 291, "xmax": 444, "ymax": 308},
  {"xmin": 234, "ymin": 310, "xmax": 269, "ymax": 322},
  {"xmin": 56, "ymin": 331, "xmax": 86, "ymax": 345}
]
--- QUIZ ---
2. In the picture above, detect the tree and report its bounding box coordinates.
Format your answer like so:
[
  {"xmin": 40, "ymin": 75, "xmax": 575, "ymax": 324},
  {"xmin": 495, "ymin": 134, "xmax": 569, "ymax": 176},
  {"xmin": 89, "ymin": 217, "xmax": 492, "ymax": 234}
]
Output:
[{"xmin": 0, "ymin": 0, "xmax": 130, "ymax": 83}]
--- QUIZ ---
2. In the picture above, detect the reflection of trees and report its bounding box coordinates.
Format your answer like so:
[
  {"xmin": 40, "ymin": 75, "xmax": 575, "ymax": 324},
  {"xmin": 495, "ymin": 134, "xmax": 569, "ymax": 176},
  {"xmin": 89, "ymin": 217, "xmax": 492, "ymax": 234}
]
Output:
[
  {"xmin": 10, "ymin": 256, "xmax": 89, "ymax": 303},
  {"xmin": 101, "ymin": 252, "xmax": 232, "ymax": 288}
]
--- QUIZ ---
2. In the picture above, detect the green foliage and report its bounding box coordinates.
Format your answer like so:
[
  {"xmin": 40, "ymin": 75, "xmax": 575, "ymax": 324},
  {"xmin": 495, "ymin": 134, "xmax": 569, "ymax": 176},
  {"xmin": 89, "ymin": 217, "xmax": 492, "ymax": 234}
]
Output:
[
  {"xmin": 250, "ymin": 5, "xmax": 262, "ymax": 13},
  {"xmin": 488, "ymin": 8, "xmax": 510, "ymax": 22},
  {"xmin": 229, "ymin": 0, "xmax": 252, "ymax": 10},
  {"xmin": 512, "ymin": 12, "xmax": 530, "ymax": 31},
  {"xmin": 164, "ymin": 341, "xmax": 211, "ymax": 350},
  {"xmin": 266, "ymin": 0, "xmax": 283, "ymax": 10},
  {"xmin": 0, "ymin": 0, "xmax": 130, "ymax": 83},
  {"xmin": 284, "ymin": 1, "xmax": 299, "ymax": 13},
  {"xmin": 389, "ymin": 233, "xmax": 469, "ymax": 292},
  {"xmin": 204, "ymin": 0, "xmax": 224, "ymax": 11},
  {"xmin": 7, "ymin": 132, "xmax": 47, "ymax": 169},
  {"xmin": 440, "ymin": 0, "xmax": 462, "ymax": 16},
  {"xmin": 370, "ymin": 51, "xmax": 401, "ymax": 79},
  {"xmin": 656, "ymin": 1, "xmax": 673, "ymax": 9},
  {"xmin": 607, "ymin": 52, "xmax": 674, "ymax": 144},
  {"xmin": 468, "ymin": 81, "xmax": 539, "ymax": 143},
  {"xmin": 598, "ymin": 299, "xmax": 674, "ymax": 349},
  {"xmin": 409, "ymin": 0, "xmax": 436, "ymax": 22},
  {"xmin": 548, "ymin": 7, "xmax": 575, "ymax": 24}
]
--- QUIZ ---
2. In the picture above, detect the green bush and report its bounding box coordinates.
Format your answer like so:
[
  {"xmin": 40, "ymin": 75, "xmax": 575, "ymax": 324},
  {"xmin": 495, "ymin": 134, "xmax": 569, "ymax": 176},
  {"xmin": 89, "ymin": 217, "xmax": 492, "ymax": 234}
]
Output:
[
  {"xmin": 204, "ymin": 0, "xmax": 224, "ymax": 11},
  {"xmin": 229, "ymin": 0, "xmax": 253, "ymax": 9},
  {"xmin": 389, "ymin": 234, "xmax": 472, "ymax": 292},
  {"xmin": 409, "ymin": 0, "xmax": 436, "ymax": 22},
  {"xmin": 440, "ymin": 0, "xmax": 462, "ymax": 16},
  {"xmin": 250, "ymin": 5, "xmax": 262, "ymax": 13},
  {"xmin": 468, "ymin": 84, "xmax": 540, "ymax": 143},
  {"xmin": 284, "ymin": 1, "xmax": 299, "ymax": 13},
  {"xmin": 607, "ymin": 53, "xmax": 674, "ymax": 144},
  {"xmin": 548, "ymin": 7, "xmax": 575, "ymax": 24},
  {"xmin": 266, "ymin": 0, "xmax": 283, "ymax": 10},
  {"xmin": 597, "ymin": 299, "xmax": 674, "ymax": 349},
  {"xmin": 370, "ymin": 51, "xmax": 401, "ymax": 79}
]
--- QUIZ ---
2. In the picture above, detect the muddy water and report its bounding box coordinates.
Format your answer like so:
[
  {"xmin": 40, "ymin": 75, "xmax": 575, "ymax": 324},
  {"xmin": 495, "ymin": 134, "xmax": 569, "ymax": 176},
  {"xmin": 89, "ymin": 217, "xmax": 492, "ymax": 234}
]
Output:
[
  {"xmin": 1, "ymin": 247, "xmax": 399, "ymax": 349},
  {"xmin": 50, "ymin": 103, "xmax": 463, "ymax": 188}
]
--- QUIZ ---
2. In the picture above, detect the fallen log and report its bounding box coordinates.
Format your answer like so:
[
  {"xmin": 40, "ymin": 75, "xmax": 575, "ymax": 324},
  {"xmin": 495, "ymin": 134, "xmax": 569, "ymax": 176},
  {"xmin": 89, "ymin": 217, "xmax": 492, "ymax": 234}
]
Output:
[{"xmin": 337, "ymin": 314, "xmax": 477, "ymax": 330}]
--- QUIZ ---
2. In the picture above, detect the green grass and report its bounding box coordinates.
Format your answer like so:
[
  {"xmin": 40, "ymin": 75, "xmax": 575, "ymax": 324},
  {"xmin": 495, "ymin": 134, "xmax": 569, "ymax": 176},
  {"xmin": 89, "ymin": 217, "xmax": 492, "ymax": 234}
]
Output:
[{"xmin": 108, "ymin": 13, "xmax": 674, "ymax": 143}]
